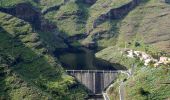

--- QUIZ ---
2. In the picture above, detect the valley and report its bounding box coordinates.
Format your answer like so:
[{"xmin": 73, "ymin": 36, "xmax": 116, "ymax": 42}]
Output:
[{"xmin": 0, "ymin": 0, "xmax": 170, "ymax": 100}]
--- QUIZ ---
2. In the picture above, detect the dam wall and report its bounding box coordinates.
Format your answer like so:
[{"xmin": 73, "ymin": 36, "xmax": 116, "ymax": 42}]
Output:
[{"xmin": 66, "ymin": 70, "xmax": 120, "ymax": 94}]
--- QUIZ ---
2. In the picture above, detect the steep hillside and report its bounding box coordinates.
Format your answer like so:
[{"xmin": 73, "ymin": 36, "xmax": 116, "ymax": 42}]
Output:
[
  {"xmin": 118, "ymin": 0, "xmax": 170, "ymax": 53},
  {"xmin": 0, "ymin": 12, "xmax": 87, "ymax": 99},
  {"xmin": 0, "ymin": 27, "xmax": 52, "ymax": 99},
  {"xmin": 96, "ymin": 47, "xmax": 170, "ymax": 100},
  {"xmin": 95, "ymin": 0, "xmax": 170, "ymax": 100},
  {"xmin": 0, "ymin": 0, "xmax": 170, "ymax": 99},
  {"xmin": 44, "ymin": 1, "xmax": 87, "ymax": 36},
  {"xmin": 0, "ymin": 0, "xmax": 169, "ymax": 53}
]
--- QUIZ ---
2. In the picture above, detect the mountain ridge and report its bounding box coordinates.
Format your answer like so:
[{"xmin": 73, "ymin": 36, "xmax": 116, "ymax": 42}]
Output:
[{"xmin": 0, "ymin": 0, "xmax": 170, "ymax": 99}]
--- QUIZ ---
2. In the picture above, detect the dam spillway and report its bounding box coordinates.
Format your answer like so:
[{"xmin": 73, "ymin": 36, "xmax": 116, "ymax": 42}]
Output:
[{"xmin": 66, "ymin": 70, "xmax": 120, "ymax": 95}]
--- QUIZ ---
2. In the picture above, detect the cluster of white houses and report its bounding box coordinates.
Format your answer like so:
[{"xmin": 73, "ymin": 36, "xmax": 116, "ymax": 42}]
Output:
[{"xmin": 125, "ymin": 49, "xmax": 170, "ymax": 67}]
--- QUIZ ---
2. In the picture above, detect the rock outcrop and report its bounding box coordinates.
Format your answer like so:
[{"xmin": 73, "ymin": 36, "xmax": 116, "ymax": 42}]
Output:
[
  {"xmin": 109, "ymin": 0, "xmax": 140, "ymax": 19},
  {"xmin": 0, "ymin": 3, "xmax": 41, "ymax": 29},
  {"xmin": 93, "ymin": 0, "xmax": 140, "ymax": 28},
  {"xmin": 42, "ymin": 4, "xmax": 61, "ymax": 15}
]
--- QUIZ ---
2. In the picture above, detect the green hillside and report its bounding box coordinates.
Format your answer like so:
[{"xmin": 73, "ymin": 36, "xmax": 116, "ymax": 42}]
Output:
[
  {"xmin": 96, "ymin": 46, "xmax": 170, "ymax": 100},
  {"xmin": 118, "ymin": 0, "xmax": 170, "ymax": 53},
  {"xmin": 0, "ymin": 0, "xmax": 170, "ymax": 99},
  {"xmin": 0, "ymin": 12, "xmax": 87, "ymax": 99}
]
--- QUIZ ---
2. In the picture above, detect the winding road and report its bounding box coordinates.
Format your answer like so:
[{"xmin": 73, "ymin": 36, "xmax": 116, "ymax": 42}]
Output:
[
  {"xmin": 103, "ymin": 92, "xmax": 110, "ymax": 100},
  {"xmin": 119, "ymin": 66, "xmax": 134, "ymax": 100},
  {"xmin": 119, "ymin": 81, "xmax": 125, "ymax": 100}
]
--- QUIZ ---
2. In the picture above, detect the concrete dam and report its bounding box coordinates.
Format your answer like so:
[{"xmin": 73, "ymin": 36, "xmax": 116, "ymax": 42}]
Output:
[{"xmin": 66, "ymin": 70, "xmax": 120, "ymax": 99}]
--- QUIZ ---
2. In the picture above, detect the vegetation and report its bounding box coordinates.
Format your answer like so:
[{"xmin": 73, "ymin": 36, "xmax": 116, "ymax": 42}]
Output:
[
  {"xmin": 96, "ymin": 46, "xmax": 136, "ymax": 69},
  {"xmin": 125, "ymin": 66, "xmax": 170, "ymax": 100},
  {"xmin": 44, "ymin": 0, "xmax": 89, "ymax": 36},
  {"xmin": 96, "ymin": 46, "xmax": 170, "ymax": 100},
  {"xmin": 86, "ymin": 0, "xmax": 131, "ymax": 33},
  {"xmin": 0, "ymin": 0, "xmax": 170, "ymax": 99},
  {"xmin": 0, "ymin": 0, "xmax": 38, "ymax": 8},
  {"xmin": 118, "ymin": 0, "xmax": 170, "ymax": 53},
  {"xmin": 107, "ymin": 63, "xmax": 170, "ymax": 100},
  {"xmin": 0, "ymin": 12, "xmax": 87, "ymax": 99}
]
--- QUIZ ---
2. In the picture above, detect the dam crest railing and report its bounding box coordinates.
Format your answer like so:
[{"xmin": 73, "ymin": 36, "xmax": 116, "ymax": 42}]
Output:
[{"xmin": 66, "ymin": 70, "xmax": 122, "ymax": 73}]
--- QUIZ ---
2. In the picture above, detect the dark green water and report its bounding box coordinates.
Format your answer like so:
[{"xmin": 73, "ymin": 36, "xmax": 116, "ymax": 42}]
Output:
[{"xmin": 54, "ymin": 47, "xmax": 126, "ymax": 70}]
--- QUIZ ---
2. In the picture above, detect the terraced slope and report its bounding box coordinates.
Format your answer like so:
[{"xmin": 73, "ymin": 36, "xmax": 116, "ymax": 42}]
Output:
[
  {"xmin": 118, "ymin": 0, "xmax": 170, "ymax": 53},
  {"xmin": 95, "ymin": 1, "xmax": 170, "ymax": 100}
]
